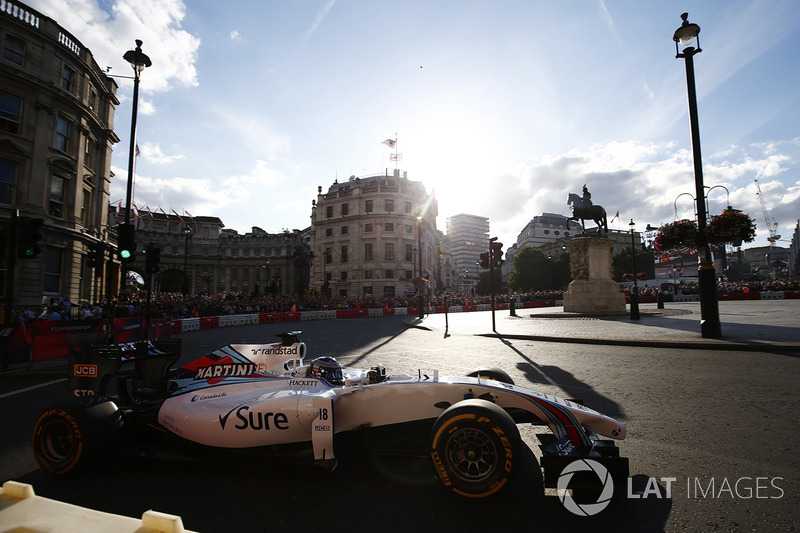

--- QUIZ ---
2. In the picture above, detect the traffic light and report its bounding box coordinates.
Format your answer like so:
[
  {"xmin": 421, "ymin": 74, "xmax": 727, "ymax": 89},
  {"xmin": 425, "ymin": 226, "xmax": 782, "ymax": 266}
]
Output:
[
  {"xmin": 146, "ymin": 242, "xmax": 161, "ymax": 273},
  {"xmin": 117, "ymin": 223, "xmax": 136, "ymax": 262},
  {"xmin": 490, "ymin": 241, "xmax": 504, "ymax": 267},
  {"xmin": 17, "ymin": 217, "xmax": 44, "ymax": 259},
  {"xmin": 479, "ymin": 252, "xmax": 490, "ymax": 269},
  {"xmin": 87, "ymin": 242, "xmax": 104, "ymax": 269}
]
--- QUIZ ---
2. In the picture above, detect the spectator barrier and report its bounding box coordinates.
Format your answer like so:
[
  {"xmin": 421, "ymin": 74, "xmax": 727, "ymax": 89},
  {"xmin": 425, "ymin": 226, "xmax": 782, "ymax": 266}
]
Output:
[
  {"xmin": 19, "ymin": 292, "xmax": 798, "ymax": 361},
  {"xmin": 760, "ymin": 291, "xmax": 785, "ymax": 300}
]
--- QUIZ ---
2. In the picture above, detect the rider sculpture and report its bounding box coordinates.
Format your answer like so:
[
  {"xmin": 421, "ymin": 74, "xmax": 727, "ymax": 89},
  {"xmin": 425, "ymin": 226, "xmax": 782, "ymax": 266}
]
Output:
[{"xmin": 567, "ymin": 185, "xmax": 607, "ymax": 233}]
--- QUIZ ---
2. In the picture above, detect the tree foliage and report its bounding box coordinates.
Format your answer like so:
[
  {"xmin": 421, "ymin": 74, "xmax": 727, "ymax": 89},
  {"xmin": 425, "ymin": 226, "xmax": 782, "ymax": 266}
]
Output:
[
  {"xmin": 507, "ymin": 247, "xmax": 571, "ymax": 292},
  {"xmin": 612, "ymin": 246, "xmax": 656, "ymax": 281}
]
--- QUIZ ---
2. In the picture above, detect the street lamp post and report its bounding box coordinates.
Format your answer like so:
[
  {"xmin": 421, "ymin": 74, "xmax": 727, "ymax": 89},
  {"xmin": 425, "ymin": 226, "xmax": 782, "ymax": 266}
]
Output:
[
  {"xmin": 121, "ymin": 40, "xmax": 151, "ymax": 290},
  {"xmin": 183, "ymin": 227, "xmax": 193, "ymax": 295},
  {"xmin": 629, "ymin": 220, "xmax": 640, "ymax": 320},
  {"xmin": 417, "ymin": 214, "xmax": 424, "ymax": 319},
  {"xmin": 673, "ymin": 13, "xmax": 721, "ymax": 338}
]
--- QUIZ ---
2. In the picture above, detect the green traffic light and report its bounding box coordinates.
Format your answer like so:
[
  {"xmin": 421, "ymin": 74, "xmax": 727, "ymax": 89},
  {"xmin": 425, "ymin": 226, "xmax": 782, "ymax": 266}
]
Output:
[
  {"xmin": 120, "ymin": 249, "xmax": 132, "ymax": 259},
  {"xmin": 23, "ymin": 247, "xmax": 35, "ymax": 257}
]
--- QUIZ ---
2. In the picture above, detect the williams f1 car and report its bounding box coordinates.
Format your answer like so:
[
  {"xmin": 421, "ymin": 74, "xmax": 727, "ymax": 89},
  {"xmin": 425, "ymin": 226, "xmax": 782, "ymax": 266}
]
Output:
[{"xmin": 33, "ymin": 333, "xmax": 628, "ymax": 498}]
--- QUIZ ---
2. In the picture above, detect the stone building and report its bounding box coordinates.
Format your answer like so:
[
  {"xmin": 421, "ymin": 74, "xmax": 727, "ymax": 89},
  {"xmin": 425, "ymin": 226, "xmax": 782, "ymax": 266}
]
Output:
[
  {"xmin": 127, "ymin": 211, "xmax": 312, "ymax": 297},
  {"xmin": 1, "ymin": 0, "xmax": 119, "ymax": 307},
  {"xmin": 310, "ymin": 170, "xmax": 438, "ymax": 300}
]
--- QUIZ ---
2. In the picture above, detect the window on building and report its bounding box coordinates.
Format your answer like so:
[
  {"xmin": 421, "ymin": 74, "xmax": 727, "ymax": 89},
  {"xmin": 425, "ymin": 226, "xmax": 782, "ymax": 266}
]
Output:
[
  {"xmin": 55, "ymin": 117, "xmax": 70, "ymax": 151},
  {"xmin": 342, "ymin": 203, "xmax": 349, "ymax": 216},
  {"xmin": 341, "ymin": 225, "xmax": 348, "ymax": 235},
  {"xmin": 50, "ymin": 175, "xmax": 65, "ymax": 218},
  {"xmin": 543, "ymin": 230, "xmax": 550, "ymax": 235},
  {"xmin": 325, "ymin": 248, "xmax": 332, "ymax": 264},
  {"xmin": 404, "ymin": 224, "xmax": 412, "ymax": 234},
  {"xmin": 405, "ymin": 270, "xmax": 413, "ymax": 279},
  {"xmin": 385, "ymin": 199, "xmax": 394, "ymax": 212},
  {"xmin": 365, "ymin": 200, "xmax": 373, "ymax": 212},
  {"xmin": 341, "ymin": 245, "xmax": 348, "ymax": 263},
  {"xmin": 405, "ymin": 244, "xmax": 413, "ymax": 262},
  {"xmin": 340, "ymin": 271, "xmax": 348, "ymax": 281},
  {"xmin": 365, "ymin": 223, "xmax": 373, "ymax": 233},
  {"xmin": 364, "ymin": 270, "xmax": 372, "ymax": 279},
  {"xmin": 61, "ymin": 65, "xmax": 75, "ymax": 91},
  {"xmin": 81, "ymin": 189, "xmax": 90, "ymax": 224},
  {"xmin": 363, "ymin": 286, "xmax": 372, "ymax": 296},
  {"xmin": 554, "ymin": 231, "xmax": 560, "ymax": 235},
  {"xmin": 384, "ymin": 286, "xmax": 395, "ymax": 297},
  {"xmin": 0, "ymin": 92, "xmax": 21, "ymax": 134},
  {"xmin": 326, "ymin": 228, "xmax": 333, "ymax": 237},
  {"xmin": 43, "ymin": 248, "xmax": 62, "ymax": 293},
  {"xmin": 405, "ymin": 201, "xmax": 412, "ymax": 214},
  {"xmin": 384, "ymin": 243, "xmax": 394, "ymax": 261},
  {"xmin": 3, "ymin": 35, "xmax": 24, "ymax": 65},
  {"xmin": 0, "ymin": 159, "xmax": 15, "ymax": 204},
  {"xmin": 364, "ymin": 243, "xmax": 373, "ymax": 261},
  {"xmin": 88, "ymin": 88, "xmax": 98, "ymax": 112},
  {"xmin": 326, "ymin": 205, "xmax": 333, "ymax": 218},
  {"xmin": 385, "ymin": 269, "xmax": 394, "ymax": 279},
  {"xmin": 385, "ymin": 222, "xmax": 394, "ymax": 232},
  {"xmin": 84, "ymin": 137, "xmax": 94, "ymax": 167}
]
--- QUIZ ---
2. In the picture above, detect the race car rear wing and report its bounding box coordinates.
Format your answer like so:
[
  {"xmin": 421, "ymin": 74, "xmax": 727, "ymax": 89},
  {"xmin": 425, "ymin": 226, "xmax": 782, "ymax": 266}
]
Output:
[{"xmin": 67, "ymin": 339, "xmax": 182, "ymax": 399}]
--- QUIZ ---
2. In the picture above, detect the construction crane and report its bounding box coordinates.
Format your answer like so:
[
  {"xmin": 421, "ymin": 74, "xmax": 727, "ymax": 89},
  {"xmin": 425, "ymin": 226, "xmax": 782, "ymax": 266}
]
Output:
[{"xmin": 754, "ymin": 179, "xmax": 780, "ymax": 245}]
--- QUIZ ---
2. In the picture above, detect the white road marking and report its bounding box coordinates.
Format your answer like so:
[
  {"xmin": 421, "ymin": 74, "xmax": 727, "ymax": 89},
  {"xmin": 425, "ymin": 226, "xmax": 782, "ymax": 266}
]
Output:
[{"xmin": 0, "ymin": 378, "xmax": 66, "ymax": 400}]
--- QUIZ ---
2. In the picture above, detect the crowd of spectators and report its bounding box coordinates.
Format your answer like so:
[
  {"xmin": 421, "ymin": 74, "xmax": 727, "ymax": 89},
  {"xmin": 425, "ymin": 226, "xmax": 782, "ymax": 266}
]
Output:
[{"xmin": 17, "ymin": 278, "xmax": 800, "ymax": 322}]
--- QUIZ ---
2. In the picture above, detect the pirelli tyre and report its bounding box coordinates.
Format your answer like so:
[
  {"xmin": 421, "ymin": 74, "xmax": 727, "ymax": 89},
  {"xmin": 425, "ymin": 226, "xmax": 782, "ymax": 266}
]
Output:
[
  {"xmin": 466, "ymin": 367, "xmax": 515, "ymax": 385},
  {"xmin": 32, "ymin": 399, "xmax": 123, "ymax": 476},
  {"xmin": 430, "ymin": 399, "xmax": 521, "ymax": 498}
]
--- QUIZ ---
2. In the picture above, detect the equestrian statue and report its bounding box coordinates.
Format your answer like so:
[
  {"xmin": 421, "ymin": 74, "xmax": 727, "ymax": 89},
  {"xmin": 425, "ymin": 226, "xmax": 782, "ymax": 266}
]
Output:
[{"xmin": 567, "ymin": 185, "xmax": 608, "ymax": 233}]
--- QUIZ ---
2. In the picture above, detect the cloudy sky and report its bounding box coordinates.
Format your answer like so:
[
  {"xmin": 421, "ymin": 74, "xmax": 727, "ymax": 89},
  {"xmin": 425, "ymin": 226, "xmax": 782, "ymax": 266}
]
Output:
[{"xmin": 27, "ymin": 0, "xmax": 800, "ymax": 249}]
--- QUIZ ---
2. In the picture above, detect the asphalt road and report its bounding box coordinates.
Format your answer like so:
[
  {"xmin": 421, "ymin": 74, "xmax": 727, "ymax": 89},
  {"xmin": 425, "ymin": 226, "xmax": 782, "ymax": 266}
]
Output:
[{"xmin": 1, "ymin": 312, "xmax": 798, "ymax": 532}]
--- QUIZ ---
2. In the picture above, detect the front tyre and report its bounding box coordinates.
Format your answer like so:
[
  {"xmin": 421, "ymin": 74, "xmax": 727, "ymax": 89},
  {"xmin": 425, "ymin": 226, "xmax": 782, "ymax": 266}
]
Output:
[
  {"xmin": 32, "ymin": 399, "xmax": 122, "ymax": 476},
  {"xmin": 466, "ymin": 367, "xmax": 515, "ymax": 385},
  {"xmin": 430, "ymin": 399, "xmax": 521, "ymax": 498}
]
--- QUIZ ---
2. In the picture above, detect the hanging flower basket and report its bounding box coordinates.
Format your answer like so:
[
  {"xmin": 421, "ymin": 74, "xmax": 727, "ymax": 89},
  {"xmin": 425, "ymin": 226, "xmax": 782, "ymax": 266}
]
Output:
[
  {"xmin": 622, "ymin": 273, "xmax": 634, "ymax": 282},
  {"xmin": 411, "ymin": 277, "xmax": 430, "ymax": 290},
  {"xmin": 706, "ymin": 208, "xmax": 756, "ymax": 247},
  {"xmin": 654, "ymin": 219, "xmax": 698, "ymax": 251}
]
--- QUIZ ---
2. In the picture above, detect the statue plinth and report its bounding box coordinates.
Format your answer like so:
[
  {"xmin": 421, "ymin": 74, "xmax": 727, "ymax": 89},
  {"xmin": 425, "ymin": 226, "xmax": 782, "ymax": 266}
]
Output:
[{"xmin": 563, "ymin": 235, "xmax": 625, "ymax": 313}]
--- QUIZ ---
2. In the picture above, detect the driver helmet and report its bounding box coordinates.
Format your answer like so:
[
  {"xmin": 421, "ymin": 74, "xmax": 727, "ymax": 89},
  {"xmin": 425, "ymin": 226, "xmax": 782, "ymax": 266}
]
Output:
[{"xmin": 307, "ymin": 356, "xmax": 344, "ymax": 386}]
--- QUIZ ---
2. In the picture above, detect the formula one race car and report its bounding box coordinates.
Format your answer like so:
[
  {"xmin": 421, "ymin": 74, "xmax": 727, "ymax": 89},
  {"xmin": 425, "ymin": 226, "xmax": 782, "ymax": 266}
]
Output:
[{"xmin": 33, "ymin": 333, "xmax": 628, "ymax": 498}]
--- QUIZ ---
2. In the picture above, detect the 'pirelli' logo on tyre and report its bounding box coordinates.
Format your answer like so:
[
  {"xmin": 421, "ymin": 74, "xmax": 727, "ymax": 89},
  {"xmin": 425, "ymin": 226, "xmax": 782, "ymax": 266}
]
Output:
[{"xmin": 73, "ymin": 364, "xmax": 98, "ymax": 377}]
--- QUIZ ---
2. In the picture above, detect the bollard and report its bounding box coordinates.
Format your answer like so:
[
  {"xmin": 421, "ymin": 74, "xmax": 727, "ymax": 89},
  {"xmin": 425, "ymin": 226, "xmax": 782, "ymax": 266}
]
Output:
[
  {"xmin": 630, "ymin": 291, "xmax": 640, "ymax": 320},
  {"xmin": 657, "ymin": 292, "xmax": 664, "ymax": 309},
  {"xmin": 510, "ymin": 298, "xmax": 517, "ymax": 317}
]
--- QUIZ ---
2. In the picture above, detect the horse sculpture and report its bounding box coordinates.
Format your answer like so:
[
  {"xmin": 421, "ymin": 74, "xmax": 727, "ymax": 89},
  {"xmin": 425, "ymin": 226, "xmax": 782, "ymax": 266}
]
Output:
[{"xmin": 567, "ymin": 193, "xmax": 608, "ymax": 233}]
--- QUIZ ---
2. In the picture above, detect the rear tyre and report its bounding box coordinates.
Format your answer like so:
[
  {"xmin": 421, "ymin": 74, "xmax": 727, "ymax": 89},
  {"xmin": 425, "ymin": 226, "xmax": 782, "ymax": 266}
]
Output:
[
  {"xmin": 32, "ymin": 399, "xmax": 122, "ymax": 476},
  {"xmin": 430, "ymin": 399, "xmax": 521, "ymax": 498},
  {"xmin": 466, "ymin": 367, "xmax": 515, "ymax": 385}
]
